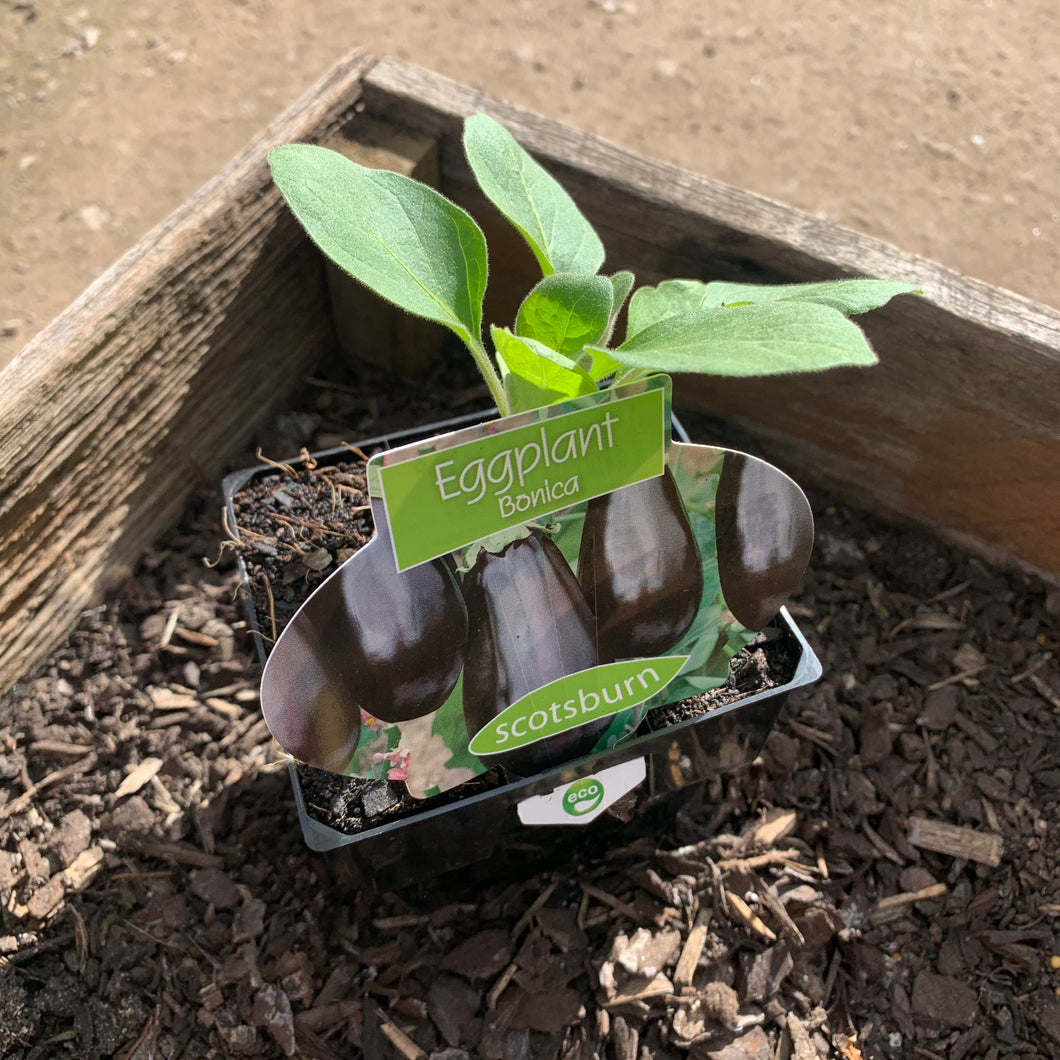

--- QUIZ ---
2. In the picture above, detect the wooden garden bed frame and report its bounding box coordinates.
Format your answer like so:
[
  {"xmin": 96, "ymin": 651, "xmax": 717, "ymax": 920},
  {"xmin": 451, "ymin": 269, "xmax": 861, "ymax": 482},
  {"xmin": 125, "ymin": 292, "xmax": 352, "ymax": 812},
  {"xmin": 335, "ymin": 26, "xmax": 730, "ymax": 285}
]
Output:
[{"xmin": 2, "ymin": 50, "xmax": 1058, "ymax": 690}]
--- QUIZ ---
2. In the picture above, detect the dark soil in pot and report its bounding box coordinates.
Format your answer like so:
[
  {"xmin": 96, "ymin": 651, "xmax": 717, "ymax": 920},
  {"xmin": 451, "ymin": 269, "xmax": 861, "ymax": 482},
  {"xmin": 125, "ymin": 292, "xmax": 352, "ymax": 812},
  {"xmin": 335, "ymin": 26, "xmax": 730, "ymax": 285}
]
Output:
[{"xmin": 229, "ymin": 451, "xmax": 800, "ymax": 837}]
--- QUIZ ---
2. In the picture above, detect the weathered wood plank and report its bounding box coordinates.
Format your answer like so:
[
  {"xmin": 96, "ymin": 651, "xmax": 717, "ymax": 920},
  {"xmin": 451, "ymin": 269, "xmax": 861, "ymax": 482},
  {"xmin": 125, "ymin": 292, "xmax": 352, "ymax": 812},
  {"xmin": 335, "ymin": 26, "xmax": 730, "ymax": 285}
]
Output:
[
  {"xmin": 321, "ymin": 116, "xmax": 445, "ymax": 375},
  {"xmin": 0, "ymin": 51, "xmax": 378, "ymax": 692},
  {"xmin": 362, "ymin": 59, "xmax": 1060, "ymax": 576}
]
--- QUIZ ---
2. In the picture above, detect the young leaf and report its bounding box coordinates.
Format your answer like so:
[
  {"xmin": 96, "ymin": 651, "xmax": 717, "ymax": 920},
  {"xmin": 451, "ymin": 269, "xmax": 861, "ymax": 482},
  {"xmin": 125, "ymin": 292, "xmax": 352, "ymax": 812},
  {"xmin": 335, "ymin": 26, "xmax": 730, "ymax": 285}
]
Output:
[
  {"xmin": 627, "ymin": 277, "xmax": 920, "ymax": 339},
  {"xmin": 584, "ymin": 347, "xmax": 624, "ymax": 383},
  {"xmin": 627, "ymin": 279, "xmax": 725, "ymax": 338},
  {"xmin": 463, "ymin": 113, "xmax": 605, "ymax": 276},
  {"xmin": 600, "ymin": 301, "xmax": 879, "ymax": 376},
  {"xmin": 602, "ymin": 270, "xmax": 635, "ymax": 339},
  {"xmin": 269, "ymin": 144, "xmax": 487, "ymax": 347},
  {"xmin": 608, "ymin": 271, "xmax": 636, "ymax": 317},
  {"xmin": 491, "ymin": 326, "xmax": 598, "ymax": 412},
  {"xmin": 699, "ymin": 278, "xmax": 921, "ymax": 315},
  {"xmin": 515, "ymin": 273, "xmax": 614, "ymax": 356}
]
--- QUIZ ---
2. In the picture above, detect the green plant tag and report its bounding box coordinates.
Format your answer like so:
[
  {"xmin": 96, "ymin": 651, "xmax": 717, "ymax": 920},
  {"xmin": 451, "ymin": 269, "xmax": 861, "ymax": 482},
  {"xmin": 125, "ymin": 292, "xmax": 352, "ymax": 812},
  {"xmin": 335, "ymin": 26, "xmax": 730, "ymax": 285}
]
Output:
[
  {"xmin": 467, "ymin": 655, "xmax": 687, "ymax": 758},
  {"xmin": 378, "ymin": 383, "xmax": 667, "ymax": 571},
  {"xmin": 463, "ymin": 112, "xmax": 605, "ymax": 276}
]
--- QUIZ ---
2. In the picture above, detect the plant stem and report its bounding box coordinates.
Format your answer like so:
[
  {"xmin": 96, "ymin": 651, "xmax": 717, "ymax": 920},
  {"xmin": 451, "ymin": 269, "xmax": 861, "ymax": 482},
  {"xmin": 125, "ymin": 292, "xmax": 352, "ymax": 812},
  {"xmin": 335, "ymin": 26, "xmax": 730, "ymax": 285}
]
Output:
[
  {"xmin": 616, "ymin": 367, "xmax": 646, "ymax": 387},
  {"xmin": 468, "ymin": 337, "xmax": 510, "ymax": 417}
]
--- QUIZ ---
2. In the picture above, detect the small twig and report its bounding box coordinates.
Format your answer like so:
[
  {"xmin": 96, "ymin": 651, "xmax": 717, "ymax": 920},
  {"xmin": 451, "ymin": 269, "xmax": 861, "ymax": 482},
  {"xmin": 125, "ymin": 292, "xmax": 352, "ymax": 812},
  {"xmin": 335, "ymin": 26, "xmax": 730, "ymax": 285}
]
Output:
[
  {"xmin": 724, "ymin": 889, "xmax": 776, "ymax": 941},
  {"xmin": 159, "ymin": 608, "xmax": 180, "ymax": 649},
  {"xmin": 673, "ymin": 909, "xmax": 710, "ymax": 987},
  {"xmin": 513, "ymin": 877, "xmax": 559, "ymax": 937},
  {"xmin": 605, "ymin": 973, "xmax": 674, "ymax": 1007},
  {"xmin": 579, "ymin": 881, "xmax": 652, "ymax": 925},
  {"xmin": 861, "ymin": 820, "xmax": 904, "ymax": 866},
  {"xmin": 378, "ymin": 1018, "xmax": 427, "ymax": 1060},
  {"xmin": 261, "ymin": 575, "xmax": 277, "ymax": 644},
  {"xmin": 271, "ymin": 510, "xmax": 334, "ymax": 535},
  {"xmin": 926, "ymin": 669, "xmax": 981, "ymax": 692},
  {"xmin": 256, "ymin": 448, "xmax": 298, "ymax": 479},
  {"xmin": 870, "ymin": 883, "xmax": 948, "ymax": 925},
  {"xmin": 907, "ymin": 817, "xmax": 1003, "ymax": 867},
  {"xmin": 0, "ymin": 754, "xmax": 98, "ymax": 822},
  {"xmin": 717, "ymin": 848, "xmax": 805, "ymax": 872},
  {"xmin": 925, "ymin": 579, "xmax": 974, "ymax": 604},
  {"xmin": 487, "ymin": 961, "xmax": 518, "ymax": 1010},
  {"xmin": 341, "ymin": 442, "xmax": 371, "ymax": 463},
  {"xmin": 1010, "ymin": 652, "xmax": 1051, "ymax": 685}
]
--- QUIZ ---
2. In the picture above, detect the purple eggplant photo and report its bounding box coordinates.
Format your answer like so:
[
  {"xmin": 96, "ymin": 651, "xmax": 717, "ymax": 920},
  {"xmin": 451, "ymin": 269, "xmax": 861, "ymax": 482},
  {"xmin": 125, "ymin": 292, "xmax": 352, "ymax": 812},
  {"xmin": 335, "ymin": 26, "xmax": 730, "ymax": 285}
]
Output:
[
  {"xmin": 577, "ymin": 469, "xmax": 703, "ymax": 663},
  {"xmin": 323, "ymin": 512, "xmax": 468, "ymax": 724},
  {"xmin": 715, "ymin": 452, "xmax": 814, "ymax": 631},
  {"xmin": 462, "ymin": 531, "xmax": 608, "ymax": 775},
  {"xmin": 261, "ymin": 609, "xmax": 363, "ymax": 775}
]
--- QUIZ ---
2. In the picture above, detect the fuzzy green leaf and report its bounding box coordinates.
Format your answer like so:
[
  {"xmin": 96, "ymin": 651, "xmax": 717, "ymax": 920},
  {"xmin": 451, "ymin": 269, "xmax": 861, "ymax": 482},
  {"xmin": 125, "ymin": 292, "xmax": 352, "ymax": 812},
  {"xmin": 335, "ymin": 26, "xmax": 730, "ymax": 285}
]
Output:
[
  {"xmin": 515, "ymin": 273, "xmax": 613, "ymax": 356},
  {"xmin": 463, "ymin": 113, "xmax": 605, "ymax": 276},
  {"xmin": 601, "ymin": 301, "xmax": 879, "ymax": 376},
  {"xmin": 269, "ymin": 143, "xmax": 487, "ymax": 346},
  {"xmin": 628, "ymin": 277, "xmax": 920, "ymax": 339},
  {"xmin": 701, "ymin": 278, "xmax": 920, "ymax": 315},
  {"xmin": 492, "ymin": 326, "xmax": 598, "ymax": 412},
  {"xmin": 627, "ymin": 279, "xmax": 720, "ymax": 338},
  {"xmin": 608, "ymin": 271, "xmax": 636, "ymax": 323}
]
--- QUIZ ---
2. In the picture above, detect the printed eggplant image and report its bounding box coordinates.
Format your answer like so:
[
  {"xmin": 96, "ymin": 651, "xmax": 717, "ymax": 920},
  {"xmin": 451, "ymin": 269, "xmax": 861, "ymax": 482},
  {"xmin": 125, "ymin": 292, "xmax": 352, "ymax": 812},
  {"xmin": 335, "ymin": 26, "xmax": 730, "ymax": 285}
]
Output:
[
  {"xmin": 260, "ymin": 610, "xmax": 363, "ymax": 775},
  {"xmin": 577, "ymin": 469, "xmax": 704, "ymax": 663},
  {"xmin": 462, "ymin": 531, "xmax": 608, "ymax": 775},
  {"xmin": 323, "ymin": 513, "xmax": 469, "ymax": 724},
  {"xmin": 261, "ymin": 505, "xmax": 468, "ymax": 773},
  {"xmin": 715, "ymin": 452, "xmax": 814, "ymax": 631}
]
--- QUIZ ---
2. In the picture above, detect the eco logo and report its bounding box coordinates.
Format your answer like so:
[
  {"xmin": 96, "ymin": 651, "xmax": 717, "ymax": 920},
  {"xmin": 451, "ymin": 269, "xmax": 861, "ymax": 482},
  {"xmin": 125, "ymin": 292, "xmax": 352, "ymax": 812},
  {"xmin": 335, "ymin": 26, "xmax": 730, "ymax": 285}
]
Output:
[
  {"xmin": 563, "ymin": 777, "xmax": 604, "ymax": 816},
  {"xmin": 516, "ymin": 757, "xmax": 647, "ymax": 827}
]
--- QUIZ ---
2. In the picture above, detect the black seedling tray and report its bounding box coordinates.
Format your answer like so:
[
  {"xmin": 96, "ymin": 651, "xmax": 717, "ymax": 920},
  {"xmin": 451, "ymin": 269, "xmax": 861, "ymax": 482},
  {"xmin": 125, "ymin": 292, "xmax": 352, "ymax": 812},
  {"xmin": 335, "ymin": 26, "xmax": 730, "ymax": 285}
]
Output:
[{"xmin": 223, "ymin": 412, "xmax": 821, "ymax": 892}]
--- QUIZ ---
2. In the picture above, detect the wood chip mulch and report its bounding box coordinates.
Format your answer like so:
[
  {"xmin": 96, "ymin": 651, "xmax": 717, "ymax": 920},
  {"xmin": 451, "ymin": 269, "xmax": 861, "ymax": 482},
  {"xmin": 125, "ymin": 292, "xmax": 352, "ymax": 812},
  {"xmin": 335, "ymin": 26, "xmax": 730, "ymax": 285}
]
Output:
[{"xmin": 2, "ymin": 373, "xmax": 1059, "ymax": 1059}]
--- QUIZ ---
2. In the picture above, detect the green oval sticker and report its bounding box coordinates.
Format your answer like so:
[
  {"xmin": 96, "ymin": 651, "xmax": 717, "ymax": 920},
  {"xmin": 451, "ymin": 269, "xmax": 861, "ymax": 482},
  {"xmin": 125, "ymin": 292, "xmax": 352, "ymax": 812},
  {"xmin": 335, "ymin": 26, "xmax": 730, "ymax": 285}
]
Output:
[
  {"xmin": 468, "ymin": 655, "xmax": 688, "ymax": 757},
  {"xmin": 563, "ymin": 777, "xmax": 605, "ymax": 816}
]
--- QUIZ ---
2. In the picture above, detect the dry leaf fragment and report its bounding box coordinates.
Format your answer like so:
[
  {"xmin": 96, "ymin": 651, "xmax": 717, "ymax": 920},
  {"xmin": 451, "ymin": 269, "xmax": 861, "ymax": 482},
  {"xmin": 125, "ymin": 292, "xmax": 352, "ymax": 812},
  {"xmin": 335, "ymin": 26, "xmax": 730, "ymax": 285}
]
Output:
[
  {"xmin": 605, "ymin": 972, "xmax": 673, "ymax": 1007},
  {"xmin": 725, "ymin": 890, "xmax": 777, "ymax": 941},
  {"xmin": 114, "ymin": 757, "xmax": 163, "ymax": 799},
  {"xmin": 753, "ymin": 809, "xmax": 798, "ymax": 847}
]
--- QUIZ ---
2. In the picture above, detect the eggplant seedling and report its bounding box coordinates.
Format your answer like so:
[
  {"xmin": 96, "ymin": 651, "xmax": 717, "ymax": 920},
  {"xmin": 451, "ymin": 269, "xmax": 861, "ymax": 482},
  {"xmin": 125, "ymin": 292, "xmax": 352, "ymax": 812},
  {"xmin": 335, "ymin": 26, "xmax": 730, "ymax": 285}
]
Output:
[
  {"xmin": 268, "ymin": 113, "xmax": 919, "ymax": 420},
  {"xmin": 264, "ymin": 113, "xmax": 919, "ymax": 783}
]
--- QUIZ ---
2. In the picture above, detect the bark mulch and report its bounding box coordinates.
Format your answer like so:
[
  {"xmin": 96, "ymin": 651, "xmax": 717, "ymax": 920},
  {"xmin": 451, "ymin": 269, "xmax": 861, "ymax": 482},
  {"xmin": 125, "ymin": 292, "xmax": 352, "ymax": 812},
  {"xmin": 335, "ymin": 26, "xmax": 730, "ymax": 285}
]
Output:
[{"xmin": 2, "ymin": 360, "xmax": 1059, "ymax": 1059}]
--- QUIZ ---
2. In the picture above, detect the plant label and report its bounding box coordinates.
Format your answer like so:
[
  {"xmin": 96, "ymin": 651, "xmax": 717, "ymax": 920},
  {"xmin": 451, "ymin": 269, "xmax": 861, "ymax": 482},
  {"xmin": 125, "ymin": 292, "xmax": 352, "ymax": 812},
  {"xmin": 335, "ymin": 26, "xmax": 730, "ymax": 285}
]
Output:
[
  {"xmin": 516, "ymin": 758, "xmax": 647, "ymax": 827},
  {"xmin": 259, "ymin": 375, "xmax": 814, "ymax": 800}
]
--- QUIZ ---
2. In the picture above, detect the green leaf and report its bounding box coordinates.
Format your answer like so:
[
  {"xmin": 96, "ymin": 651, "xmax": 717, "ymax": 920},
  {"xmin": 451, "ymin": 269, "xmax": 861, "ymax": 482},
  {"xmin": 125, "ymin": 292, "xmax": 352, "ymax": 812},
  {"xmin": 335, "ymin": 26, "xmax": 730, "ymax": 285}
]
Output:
[
  {"xmin": 269, "ymin": 144, "xmax": 487, "ymax": 347},
  {"xmin": 515, "ymin": 273, "xmax": 613, "ymax": 356},
  {"xmin": 627, "ymin": 277, "xmax": 920, "ymax": 338},
  {"xmin": 601, "ymin": 301, "xmax": 879, "ymax": 376},
  {"xmin": 608, "ymin": 271, "xmax": 636, "ymax": 324},
  {"xmin": 700, "ymin": 278, "xmax": 920, "ymax": 315},
  {"xmin": 583, "ymin": 348, "xmax": 624, "ymax": 383},
  {"xmin": 492, "ymin": 326, "xmax": 598, "ymax": 412},
  {"xmin": 463, "ymin": 112, "xmax": 605, "ymax": 276},
  {"xmin": 627, "ymin": 279, "xmax": 721, "ymax": 338}
]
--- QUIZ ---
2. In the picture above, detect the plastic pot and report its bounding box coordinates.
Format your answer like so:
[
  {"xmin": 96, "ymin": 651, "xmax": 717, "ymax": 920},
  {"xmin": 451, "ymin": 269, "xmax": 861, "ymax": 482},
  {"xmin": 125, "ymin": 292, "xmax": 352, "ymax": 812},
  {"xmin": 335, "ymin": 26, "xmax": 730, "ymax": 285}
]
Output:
[{"xmin": 223, "ymin": 412, "xmax": 821, "ymax": 892}]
